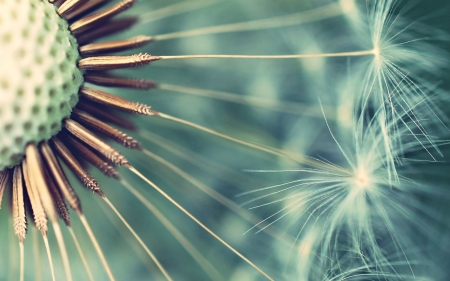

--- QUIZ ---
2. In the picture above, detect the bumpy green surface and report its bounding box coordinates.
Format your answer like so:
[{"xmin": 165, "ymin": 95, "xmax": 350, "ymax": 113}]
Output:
[{"xmin": 0, "ymin": 0, "xmax": 83, "ymax": 170}]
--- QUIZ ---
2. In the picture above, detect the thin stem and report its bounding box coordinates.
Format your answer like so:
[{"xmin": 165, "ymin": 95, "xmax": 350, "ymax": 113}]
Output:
[
  {"xmin": 52, "ymin": 222, "xmax": 73, "ymax": 281},
  {"xmin": 102, "ymin": 197, "xmax": 173, "ymax": 281},
  {"xmin": 42, "ymin": 235, "xmax": 56, "ymax": 281},
  {"xmin": 120, "ymin": 179, "xmax": 224, "ymax": 281},
  {"xmin": 156, "ymin": 112, "xmax": 348, "ymax": 173},
  {"xmin": 8, "ymin": 214, "xmax": 17, "ymax": 281},
  {"xmin": 157, "ymin": 83, "xmax": 333, "ymax": 117},
  {"xmin": 128, "ymin": 166, "xmax": 274, "ymax": 281},
  {"xmin": 33, "ymin": 228, "xmax": 42, "ymax": 281},
  {"xmin": 68, "ymin": 227, "xmax": 95, "ymax": 281},
  {"xmin": 19, "ymin": 242, "xmax": 24, "ymax": 281},
  {"xmin": 98, "ymin": 200, "xmax": 159, "ymax": 275},
  {"xmin": 138, "ymin": 130, "xmax": 261, "ymax": 190},
  {"xmin": 153, "ymin": 3, "xmax": 343, "ymax": 41},
  {"xmin": 158, "ymin": 50, "xmax": 375, "ymax": 60},
  {"xmin": 79, "ymin": 214, "xmax": 116, "ymax": 281},
  {"xmin": 140, "ymin": 147, "xmax": 295, "ymax": 247}
]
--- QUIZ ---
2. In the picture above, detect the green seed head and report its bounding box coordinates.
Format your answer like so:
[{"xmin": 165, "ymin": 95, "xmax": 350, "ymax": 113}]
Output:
[{"xmin": 0, "ymin": 0, "xmax": 83, "ymax": 170}]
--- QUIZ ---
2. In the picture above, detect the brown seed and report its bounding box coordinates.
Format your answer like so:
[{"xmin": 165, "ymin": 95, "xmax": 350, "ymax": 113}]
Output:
[
  {"xmin": 71, "ymin": 108, "xmax": 141, "ymax": 149},
  {"xmin": 58, "ymin": 0, "xmax": 90, "ymax": 16},
  {"xmin": 79, "ymin": 87, "xmax": 159, "ymax": 115},
  {"xmin": 40, "ymin": 142, "xmax": 82, "ymax": 214},
  {"xmin": 76, "ymin": 100, "xmax": 137, "ymax": 130},
  {"xmin": 66, "ymin": 0, "xmax": 111, "ymax": 21},
  {"xmin": 44, "ymin": 168, "xmax": 71, "ymax": 226},
  {"xmin": 84, "ymin": 74, "xmax": 157, "ymax": 90},
  {"xmin": 78, "ymin": 53, "xmax": 161, "ymax": 71},
  {"xmin": 64, "ymin": 119, "xmax": 130, "ymax": 166},
  {"xmin": 12, "ymin": 166, "xmax": 27, "ymax": 242},
  {"xmin": 25, "ymin": 144, "xmax": 59, "ymax": 223},
  {"xmin": 22, "ymin": 158, "xmax": 48, "ymax": 235},
  {"xmin": 70, "ymin": 0, "xmax": 136, "ymax": 35},
  {"xmin": 76, "ymin": 17, "xmax": 138, "ymax": 45},
  {"xmin": 79, "ymin": 36, "xmax": 154, "ymax": 56},
  {"xmin": 50, "ymin": 136, "xmax": 104, "ymax": 196},
  {"xmin": 62, "ymin": 133, "xmax": 120, "ymax": 180}
]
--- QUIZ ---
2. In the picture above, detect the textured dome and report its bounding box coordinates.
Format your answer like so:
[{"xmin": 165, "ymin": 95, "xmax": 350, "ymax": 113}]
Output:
[{"xmin": 0, "ymin": 0, "xmax": 83, "ymax": 170}]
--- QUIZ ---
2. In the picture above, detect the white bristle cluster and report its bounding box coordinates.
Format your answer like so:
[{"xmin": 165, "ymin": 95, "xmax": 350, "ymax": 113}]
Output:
[{"xmin": 0, "ymin": 0, "xmax": 83, "ymax": 169}]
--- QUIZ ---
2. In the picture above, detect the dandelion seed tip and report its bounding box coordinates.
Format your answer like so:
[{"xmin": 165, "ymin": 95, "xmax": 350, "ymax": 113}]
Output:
[
  {"xmin": 146, "ymin": 108, "xmax": 160, "ymax": 116},
  {"xmin": 102, "ymin": 165, "xmax": 120, "ymax": 179},
  {"xmin": 88, "ymin": 180, "xmax": 98, "ymax": 188},
  {"xmin": 372, "ymin": 45, "xmax": 381, "ymax": 65},
  {"xmin": 95, "ymin": 189, "xmax": 106, "ymax": 198},
  {"xmin": 136, "ymin": 35, "xmax": 155, "ymax": 43},
  {"xmin": 142, "ymin": 54, "xmax": 162, "ymax": 62},
  {"xmin": 127, "ymin": 139, "xmax": 142, "ymax": 150},
  {"xmin": 352, "ymin": 167, "xmax": 373, "ymax": 191},
  {"xmin": 64, "ymin": 219, "xmax": 72, "ymax": 228},
  {"xmin": 86, "ymin": 178, "xmax": 100, "ymax": 191},
  {"xmin": 78, "ymin": 54, "xmax": 160, "ymax": 70},
  {"xmin": 373, "ymin": 46, "xmax": 380, "ymax": 57}
]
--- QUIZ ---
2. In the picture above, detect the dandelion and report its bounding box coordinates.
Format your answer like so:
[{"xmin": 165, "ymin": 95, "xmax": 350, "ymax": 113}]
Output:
[{"xmin": 1, "ymin": 0, "xmax": 448, "ymax": 280}]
